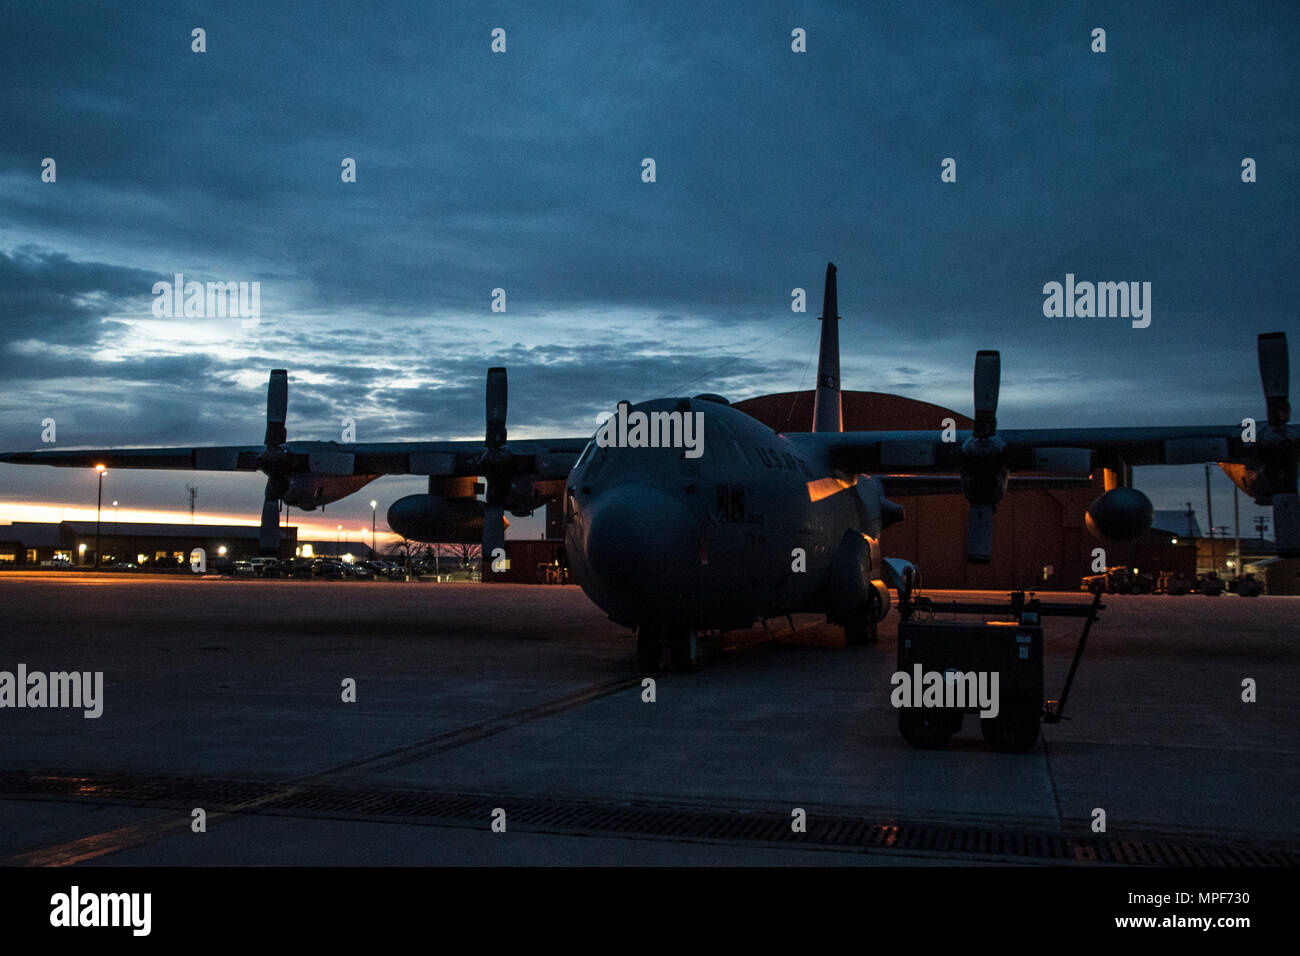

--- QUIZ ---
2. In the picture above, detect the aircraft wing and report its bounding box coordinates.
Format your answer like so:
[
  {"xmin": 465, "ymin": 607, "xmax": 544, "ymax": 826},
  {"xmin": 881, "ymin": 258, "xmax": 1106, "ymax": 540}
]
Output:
[
  {"xmin": 802, "ymin": 423, "xmax": 1266, "ymax": 475},
  {"xmin": 796, "ymin": 422, "xmax": 1297, "ymax": 560},
  {"xmin": 0, "ymin": 446, "xmax": 266, "ymax": 471},
  {"xmin": 0, "ymin": 438, "xmax": 590, "ymax": 479},
  {"xmin": 789, "ymin": 332, "xmax": 1298, "ymax": 560},
  {"xmin": 0, "ymin": 367, "xmax": 589, "ymax": 554},
  {"xmin": 879, "ymin": 474, "xmax": 1096, "ymax": 496}
]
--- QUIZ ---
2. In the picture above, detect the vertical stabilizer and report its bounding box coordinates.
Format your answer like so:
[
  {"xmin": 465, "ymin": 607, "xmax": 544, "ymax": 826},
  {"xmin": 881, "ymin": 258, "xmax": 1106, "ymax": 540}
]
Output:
[{"xmin": 812, "ymin": 262, "xmax": 843, "ymax": 433}]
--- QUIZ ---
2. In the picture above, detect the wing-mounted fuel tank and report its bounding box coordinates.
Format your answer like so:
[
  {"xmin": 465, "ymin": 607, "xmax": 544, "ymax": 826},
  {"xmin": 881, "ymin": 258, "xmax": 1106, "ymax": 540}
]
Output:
[
  {"xmin": 387, "ymin": 494, "xmax": 485, "ymax": 544},
  {"xmin": 1085, "ymin": 486, "xmax": 1154, "ymax": 542},
  {"xmin": 387, "ymin": 476, "xmax": 486, "ymax": 544}
]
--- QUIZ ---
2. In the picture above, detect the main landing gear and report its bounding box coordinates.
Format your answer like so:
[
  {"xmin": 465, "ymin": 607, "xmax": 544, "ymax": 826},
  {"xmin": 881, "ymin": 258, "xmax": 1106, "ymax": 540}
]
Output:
[
  {"xmin": 635, "ymin": 624, "xmax": 699, "ymax": 672},
  {"xmin": 842, "ymin": 591, "xmax": 881, "ymax": 646}
]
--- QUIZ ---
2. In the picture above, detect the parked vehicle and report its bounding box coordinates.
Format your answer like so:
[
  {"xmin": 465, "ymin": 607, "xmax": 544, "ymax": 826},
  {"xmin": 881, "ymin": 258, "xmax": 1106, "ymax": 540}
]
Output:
[
  {"xmin": 312, "ymin": 558, "xmax": 344, "ymax": 579},
  {"xmin": 1081, "ymin": 566, "xmax": 1151, "ymax": 595},
  {"xmin": 1192, "ymin": 572, "xmax": 1224, "ymax": 596},
  {"xmin": 1155, "ymin": 571, "xmax": 1192, "ymax": 595},
  {"xmin": 248, "ymin": 556, "xmax": 279, "ymax": 577},
  {"xmin": 1235, "ymin": 574, "xmax": 1264, "ymax": 597}
]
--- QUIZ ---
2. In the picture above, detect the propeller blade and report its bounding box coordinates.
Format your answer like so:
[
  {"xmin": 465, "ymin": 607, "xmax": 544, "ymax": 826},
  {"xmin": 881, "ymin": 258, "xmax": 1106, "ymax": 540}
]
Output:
[
  {"xmin": 967, "ymin": 504, "xmax": 995, "ymax": 563},
  {"xmin": 973, "ymin": 350, "xmax": 1000, "ymax": 438},
  {"xmin": 1258, "ymin": 332, "xmax": 1290, "ymax": 428},
  {"xmin": 1275, "ymin": 492, "xmax": 1300, "ymax": 558},
  {"xmin": 259, "ymin": 496, "xmax": 281, "ymax": 553},
  {"xmin": 486, "ymin": 367, "xmax": 508, "ymax": 449},
  {"xmin": 482, "ymin": 504, "xmax": 506, "ymax": 574},
  {"xmin": 265, "ymin": 369, "xmax": 288, "ymax": 448}
]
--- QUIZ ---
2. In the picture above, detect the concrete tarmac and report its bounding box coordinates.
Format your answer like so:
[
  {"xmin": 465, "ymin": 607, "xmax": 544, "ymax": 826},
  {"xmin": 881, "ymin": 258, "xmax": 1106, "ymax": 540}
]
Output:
[{"xmin": 0, "ymin": 572, "xmax": 1296, "ymax": 865}]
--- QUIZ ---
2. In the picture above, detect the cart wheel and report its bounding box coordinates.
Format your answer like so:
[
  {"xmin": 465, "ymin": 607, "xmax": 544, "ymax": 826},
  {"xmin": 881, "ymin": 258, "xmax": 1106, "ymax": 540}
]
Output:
[
  {"xmin": 636, "ymin": 625, "xmax": 661, "ymax": 672},
  {"xmin": 668, "ymin": 629, "xmax": 698, "ymax": 672},
  {"xmin": 980, "ymin": 698, "xmax": 1041, "ymax": 752},
  {"xmin": 899, "ymin": 708, "xmax": 960, "ymax": 749}
]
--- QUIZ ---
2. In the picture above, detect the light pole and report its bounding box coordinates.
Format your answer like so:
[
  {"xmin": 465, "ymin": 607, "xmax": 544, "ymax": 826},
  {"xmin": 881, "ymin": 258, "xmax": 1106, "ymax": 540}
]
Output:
[
  {"xmin": 112, "ymin": 500, "xmax": 119, "ymax": 535},
  {"xmin": 94, "ymin": 465, "xmax": 107, "ymax": 568},
  {"xmin": 1204, "ymin": 464, "xmax": 1216, "ymax": 576},
  {"xmin": 370, "ymin": 500, "xmax": 377, "ymax": 559},
  {"xmin": 337, "ymin": 524, "xmax": 342, "ymax": 556}
]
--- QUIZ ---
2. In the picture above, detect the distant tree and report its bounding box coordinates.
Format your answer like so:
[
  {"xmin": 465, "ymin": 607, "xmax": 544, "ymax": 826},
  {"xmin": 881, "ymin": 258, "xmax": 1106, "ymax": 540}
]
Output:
[
  {"xmin": 386, "ymin": 536, "xmax": 416, "ymax": 574},
  {"xmin": 446, "ymin": 541, "xmax": 481, "ymax": 568}
]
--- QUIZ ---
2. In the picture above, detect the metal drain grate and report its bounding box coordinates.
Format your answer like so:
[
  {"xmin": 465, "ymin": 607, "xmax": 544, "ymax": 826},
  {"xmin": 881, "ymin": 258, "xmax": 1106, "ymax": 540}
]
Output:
[{"xmin": 3, "ymin": 769, "xmax": 1295, "ymax": 866}]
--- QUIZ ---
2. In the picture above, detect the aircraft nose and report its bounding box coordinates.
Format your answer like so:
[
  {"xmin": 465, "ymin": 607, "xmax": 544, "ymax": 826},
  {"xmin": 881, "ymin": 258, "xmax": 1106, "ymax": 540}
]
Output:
[{"xmin": 583, "ymin": 483, "xmax": 700, "ymax": 592}]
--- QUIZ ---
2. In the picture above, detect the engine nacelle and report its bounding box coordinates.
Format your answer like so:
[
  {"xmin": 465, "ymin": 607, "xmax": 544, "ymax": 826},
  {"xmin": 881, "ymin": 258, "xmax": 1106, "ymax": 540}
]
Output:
[
  {"xmin": 1085, "ymin": 487, "xmax": 1153, "ymax": 542},
  {"xmin": 283, "ymin": 473, "xmax": 378, "ymax": 511},
  {"xmin": 1220, "ymin": 461, "xmax": 1280, "ymax": 505},
  {"xmin": 387, "ymin": 494, "xmax": 484, "ymax": 543}
]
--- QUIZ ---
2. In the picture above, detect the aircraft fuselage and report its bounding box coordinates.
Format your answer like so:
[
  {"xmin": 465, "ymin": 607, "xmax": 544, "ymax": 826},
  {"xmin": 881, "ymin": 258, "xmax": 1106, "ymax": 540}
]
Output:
[{"xmin": 563, "ymin": 397, "xmax": 892, "ymax": 631}]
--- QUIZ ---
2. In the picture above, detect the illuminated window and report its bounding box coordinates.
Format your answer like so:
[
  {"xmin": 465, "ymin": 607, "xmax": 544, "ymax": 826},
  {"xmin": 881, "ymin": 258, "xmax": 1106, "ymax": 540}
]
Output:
[
  {"xmin": 25, "ymin": 549, "xmax": 37, "ymax": 563},
  {"xmin": 0, "ymin": 552, "xmax": 15, "ymax": 563}
]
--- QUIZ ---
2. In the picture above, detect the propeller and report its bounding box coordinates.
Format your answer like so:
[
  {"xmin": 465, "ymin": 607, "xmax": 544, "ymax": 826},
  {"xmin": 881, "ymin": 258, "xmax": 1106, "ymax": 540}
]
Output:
[
  {"xmin": 479, "ymin": 367, "xmax": 511, "ymax": 571},
  {"xmin": 959, "ymin": 350, "xmax": 1009, "ymax": 562},
  {"xmin": 1256, "ymin": 332, "xmax": 1299, "ymax": 557},
  {"xmin": 258, "ymin": 369, "xmax": 291, "ymax": 553}
]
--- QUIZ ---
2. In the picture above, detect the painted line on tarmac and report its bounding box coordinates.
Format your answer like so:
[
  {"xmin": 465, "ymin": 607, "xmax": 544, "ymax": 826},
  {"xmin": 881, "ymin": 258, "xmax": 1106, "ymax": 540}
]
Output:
[
  {"xmin": 301, "ymin": 675, "xmax": 644, "ymax": 780},
  {"xmin": 2, "ymin": 675, "xmax": 642, "ymax": 866}
]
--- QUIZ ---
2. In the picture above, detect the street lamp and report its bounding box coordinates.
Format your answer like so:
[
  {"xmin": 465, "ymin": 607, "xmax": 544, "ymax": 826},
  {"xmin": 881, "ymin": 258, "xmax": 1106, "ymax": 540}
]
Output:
[
  {"xmin": 94, "ymin": 465, "xmax": 107, "ymax": 568},
  {"xmin": 370, "ymin": 500, "xmax": 378, "ymax": 558},
  {"xmin": 337, "ymin": 524, "xmax": 342, "ymax": 555},
  {"xmin": 112, "ymin": 500, "xmax": 119, "ymax": 535}
]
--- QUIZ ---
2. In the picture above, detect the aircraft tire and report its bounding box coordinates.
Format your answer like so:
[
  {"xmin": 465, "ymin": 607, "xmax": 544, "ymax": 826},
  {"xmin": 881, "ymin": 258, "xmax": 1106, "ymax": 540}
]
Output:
[
  {"xmin": 636, "ymin": 626, "xmax": 662, "ymax": 672},
  {"xmin": 898, "ymin": 709, "xmax": 959, "ymax": 749},
  {"xmin": 843, "ymin": 596, "xmax": 879, "ymax": 646},
  {"xmin": 979, "ymin": 697, "xmax": 1041, "ymax": 753}
]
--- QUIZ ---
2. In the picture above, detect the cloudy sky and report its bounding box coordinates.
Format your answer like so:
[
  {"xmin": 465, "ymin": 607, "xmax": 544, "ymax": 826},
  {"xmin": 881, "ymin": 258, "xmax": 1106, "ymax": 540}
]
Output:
[{"xmin": 1, "ymin": 0, "xmax": 1295, "ymax": 542}]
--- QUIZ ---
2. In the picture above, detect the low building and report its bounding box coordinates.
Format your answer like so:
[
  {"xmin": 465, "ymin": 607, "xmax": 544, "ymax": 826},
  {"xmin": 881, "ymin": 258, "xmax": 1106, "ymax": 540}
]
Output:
[{"xmin": 0, "ymin": 521, "xmax": 298, "ymax": 568}]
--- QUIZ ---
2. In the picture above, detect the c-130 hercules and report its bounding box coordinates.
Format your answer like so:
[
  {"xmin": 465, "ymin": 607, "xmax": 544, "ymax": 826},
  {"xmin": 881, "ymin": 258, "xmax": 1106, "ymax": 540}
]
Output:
[{"xmin": 3, "ymin": 264, "xmax": 1295, "ymax": 672}]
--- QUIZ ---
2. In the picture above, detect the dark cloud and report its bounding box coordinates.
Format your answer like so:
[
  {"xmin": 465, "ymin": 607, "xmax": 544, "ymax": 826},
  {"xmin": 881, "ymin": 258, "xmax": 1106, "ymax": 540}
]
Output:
[
  {"xmin": 0, "ymin": 247, "xmax": 155, "ymax": 350},
  {"xmin": 0, "ymin": 0, "xmax": 1295, "ymax": 531}
]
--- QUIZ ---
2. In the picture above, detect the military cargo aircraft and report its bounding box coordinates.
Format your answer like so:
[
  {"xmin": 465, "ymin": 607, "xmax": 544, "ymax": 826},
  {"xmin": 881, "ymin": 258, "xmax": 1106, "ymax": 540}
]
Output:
[{"xmin": 3, "ymin": 264, "xmax": 1295, "ymax": 672}]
